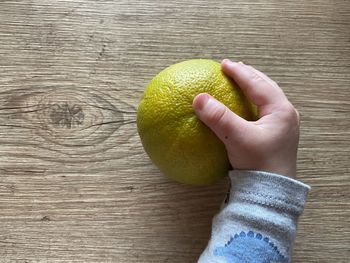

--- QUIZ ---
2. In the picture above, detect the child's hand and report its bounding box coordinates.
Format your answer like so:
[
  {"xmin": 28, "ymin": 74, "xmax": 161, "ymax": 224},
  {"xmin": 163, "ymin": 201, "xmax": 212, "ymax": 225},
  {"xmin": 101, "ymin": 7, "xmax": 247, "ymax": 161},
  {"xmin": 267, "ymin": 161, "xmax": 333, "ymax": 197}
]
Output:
[{"xmin": 192, "ymin": 59, "xmax": 300, "ymax": 178}]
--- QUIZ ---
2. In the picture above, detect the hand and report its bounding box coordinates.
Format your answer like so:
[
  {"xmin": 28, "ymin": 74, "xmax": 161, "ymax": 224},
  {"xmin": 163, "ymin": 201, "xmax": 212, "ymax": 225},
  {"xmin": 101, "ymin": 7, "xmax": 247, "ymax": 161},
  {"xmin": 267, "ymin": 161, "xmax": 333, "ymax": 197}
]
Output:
[{"xmin": 192, "ymin": 59, "xmax": 300, "ymax": 178}]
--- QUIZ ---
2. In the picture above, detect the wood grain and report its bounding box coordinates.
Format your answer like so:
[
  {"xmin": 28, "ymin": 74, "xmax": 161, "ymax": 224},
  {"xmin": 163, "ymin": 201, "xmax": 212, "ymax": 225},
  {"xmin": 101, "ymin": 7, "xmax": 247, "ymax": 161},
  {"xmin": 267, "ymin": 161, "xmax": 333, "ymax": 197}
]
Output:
[{"xmin": 0, "ymin": 0, "xmax": 349, "ymax": 262}]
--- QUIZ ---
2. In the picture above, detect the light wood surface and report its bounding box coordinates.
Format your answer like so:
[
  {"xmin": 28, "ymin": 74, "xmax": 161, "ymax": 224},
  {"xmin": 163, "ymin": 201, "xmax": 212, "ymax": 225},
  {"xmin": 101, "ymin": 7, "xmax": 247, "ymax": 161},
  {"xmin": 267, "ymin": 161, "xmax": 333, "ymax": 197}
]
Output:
[{"xmin": 0, "ymin": 0, "xmax": 349, "ymax": 262}]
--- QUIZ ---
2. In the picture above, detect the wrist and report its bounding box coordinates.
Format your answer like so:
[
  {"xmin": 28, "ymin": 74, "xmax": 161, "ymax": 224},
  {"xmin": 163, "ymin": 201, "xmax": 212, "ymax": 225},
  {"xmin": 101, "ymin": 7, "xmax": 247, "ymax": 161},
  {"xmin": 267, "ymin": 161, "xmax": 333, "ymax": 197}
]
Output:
[
  {"xmin": 231, "ymin": 162, "xmax": 297, "ymax": 179},
  {"xmin": 258, "ymin": 163, "xmax": 296, "ymax": 179}
]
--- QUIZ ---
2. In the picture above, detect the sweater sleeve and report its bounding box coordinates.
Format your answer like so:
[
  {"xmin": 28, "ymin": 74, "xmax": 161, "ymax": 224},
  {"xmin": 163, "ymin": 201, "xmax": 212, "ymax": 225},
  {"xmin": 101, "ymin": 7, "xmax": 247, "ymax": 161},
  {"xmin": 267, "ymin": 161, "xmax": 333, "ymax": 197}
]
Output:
[{"xmin": 198, "ymin": 170, "xmax": 310, "ymax": 263}]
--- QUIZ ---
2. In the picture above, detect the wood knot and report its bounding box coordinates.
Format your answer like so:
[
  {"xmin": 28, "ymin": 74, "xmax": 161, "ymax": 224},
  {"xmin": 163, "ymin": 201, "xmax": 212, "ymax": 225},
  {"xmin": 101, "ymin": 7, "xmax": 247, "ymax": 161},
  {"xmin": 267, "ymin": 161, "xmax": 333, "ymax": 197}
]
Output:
[
  {"xmin": 41, "ymin": 216, "xmax": 51, "ymax": 221},
  {"xmin": 1, "ymin": 86, "xmax": 136, "ymax": 158},
  {"xmin": 36, "ymin": 88, "xmax": 127, "ymax": 148},
  {"xmin": 49, "ymin": 103, "xmax": 84, "ymax": 129}
]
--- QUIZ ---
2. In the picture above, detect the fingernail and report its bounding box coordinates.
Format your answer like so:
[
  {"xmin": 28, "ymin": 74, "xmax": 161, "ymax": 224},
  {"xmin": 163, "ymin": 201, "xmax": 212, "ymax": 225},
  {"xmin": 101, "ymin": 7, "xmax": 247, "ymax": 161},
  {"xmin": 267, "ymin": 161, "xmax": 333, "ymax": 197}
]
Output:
[
  {"xmin": 221, "ymin": 59, "xmax": 230, "ymax": 64},
  {"xmin": 193, "ymin": 93, "xmax": 211, "ymax": 111},
  {"xmin": 222, "ymin": 59, "xmax": 238, "ymax": 69}
]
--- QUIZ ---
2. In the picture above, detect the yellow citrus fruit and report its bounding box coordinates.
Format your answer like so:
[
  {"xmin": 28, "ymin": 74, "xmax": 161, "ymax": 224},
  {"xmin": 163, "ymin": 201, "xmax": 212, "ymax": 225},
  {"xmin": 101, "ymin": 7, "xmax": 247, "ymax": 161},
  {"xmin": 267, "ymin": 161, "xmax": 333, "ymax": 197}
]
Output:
[{"xmin": 137, "ymin": 59, "xmax": 257, "ymax": 185}]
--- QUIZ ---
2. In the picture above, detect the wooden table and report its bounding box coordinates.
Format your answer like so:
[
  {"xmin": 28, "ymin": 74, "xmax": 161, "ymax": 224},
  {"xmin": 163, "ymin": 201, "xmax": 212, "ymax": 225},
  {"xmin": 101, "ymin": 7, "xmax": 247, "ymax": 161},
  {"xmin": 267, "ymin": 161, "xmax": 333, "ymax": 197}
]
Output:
[{"xmin": 0, "ymin": 1, "xmax": 349, "ymax": 262}]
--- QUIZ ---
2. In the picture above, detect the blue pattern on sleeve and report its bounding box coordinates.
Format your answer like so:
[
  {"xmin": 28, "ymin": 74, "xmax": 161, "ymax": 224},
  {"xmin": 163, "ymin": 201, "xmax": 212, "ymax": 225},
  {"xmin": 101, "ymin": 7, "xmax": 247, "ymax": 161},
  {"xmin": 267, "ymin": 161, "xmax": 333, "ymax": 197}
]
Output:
[{"xmin": 214, "ymin": 231, "xmax": 289, "ymax": 263}]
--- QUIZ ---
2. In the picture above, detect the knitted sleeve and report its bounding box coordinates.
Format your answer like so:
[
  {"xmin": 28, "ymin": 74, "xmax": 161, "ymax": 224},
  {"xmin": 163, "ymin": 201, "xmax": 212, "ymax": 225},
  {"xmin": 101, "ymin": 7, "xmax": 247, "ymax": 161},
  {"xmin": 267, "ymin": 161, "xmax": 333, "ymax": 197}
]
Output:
[{"xmin": 198, "ymin": 170, "xmax": 310, "ymax": 263}]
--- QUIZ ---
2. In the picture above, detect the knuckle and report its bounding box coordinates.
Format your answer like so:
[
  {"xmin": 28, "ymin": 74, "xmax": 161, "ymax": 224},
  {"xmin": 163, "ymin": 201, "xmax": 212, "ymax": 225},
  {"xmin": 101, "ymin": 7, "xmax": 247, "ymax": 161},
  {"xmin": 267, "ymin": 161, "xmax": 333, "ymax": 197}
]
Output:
[
  {"xmin": 281, "ymin": 103, "xmax": 299, "ymax": 124},
  {"xmin": 271, "ymin": 80, "xmax": 279, "ymax": 87},
  {"xmin": 249, "ymin": 73, "xmax": 270, "ymax": 92},
  {"xmin": 250, "ymin": 72, "xmax": 263, "ymax": 84},
  {"xmin": 295, "ymin": 109, "xmax": 300, "ymax": 124},
  {"xmin": 246, "ymin": 65, "xmax": 254, "ymax": 71},
  {"xmin": 209, "ymin": 106, "xmax": 228, "ymax": 128}
]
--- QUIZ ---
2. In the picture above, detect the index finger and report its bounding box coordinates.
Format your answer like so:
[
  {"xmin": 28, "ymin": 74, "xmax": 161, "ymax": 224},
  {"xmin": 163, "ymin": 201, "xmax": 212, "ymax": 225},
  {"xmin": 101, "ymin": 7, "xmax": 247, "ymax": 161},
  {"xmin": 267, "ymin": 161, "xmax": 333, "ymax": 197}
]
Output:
[{"xmin": 221, "ymin": 59, "xmax": 289, "ymax": 116}]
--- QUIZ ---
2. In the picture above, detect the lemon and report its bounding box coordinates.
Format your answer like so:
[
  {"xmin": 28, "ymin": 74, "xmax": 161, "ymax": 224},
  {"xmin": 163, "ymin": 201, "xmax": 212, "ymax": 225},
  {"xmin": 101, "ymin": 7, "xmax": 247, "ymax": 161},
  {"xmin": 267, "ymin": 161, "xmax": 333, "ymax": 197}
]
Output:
[{"xmin": 137, "ymin": 59, "xmax": 257, "ymax": 185}]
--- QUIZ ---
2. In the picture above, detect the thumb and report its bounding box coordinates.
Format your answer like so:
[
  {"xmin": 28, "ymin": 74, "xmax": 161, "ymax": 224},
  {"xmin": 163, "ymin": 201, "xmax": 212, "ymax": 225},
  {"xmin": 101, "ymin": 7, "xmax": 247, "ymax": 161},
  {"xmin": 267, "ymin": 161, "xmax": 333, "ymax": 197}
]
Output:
[{"xmin": 192, "ymin": 93, "xmax": 249, "ymax": 145}]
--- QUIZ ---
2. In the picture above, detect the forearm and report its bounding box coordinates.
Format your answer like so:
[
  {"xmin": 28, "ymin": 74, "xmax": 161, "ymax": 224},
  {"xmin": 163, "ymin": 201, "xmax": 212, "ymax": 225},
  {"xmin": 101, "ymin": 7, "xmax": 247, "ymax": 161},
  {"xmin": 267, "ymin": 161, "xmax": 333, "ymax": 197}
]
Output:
[{"xmin": 198, "ymin": 170, "xmax": 310, "ymax": 263}]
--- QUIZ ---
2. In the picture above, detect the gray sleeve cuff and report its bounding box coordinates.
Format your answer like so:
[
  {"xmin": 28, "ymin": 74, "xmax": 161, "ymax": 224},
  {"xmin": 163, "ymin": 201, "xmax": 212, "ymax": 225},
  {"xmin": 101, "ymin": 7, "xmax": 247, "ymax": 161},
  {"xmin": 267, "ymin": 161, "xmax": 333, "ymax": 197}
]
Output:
[
  {"xmin": 229, "ymin": 170, "xmax": 311, "ymax": 216},
  {"xmin": 198, "ymin": 170, "xmax": 310, "ymax": 263}
]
